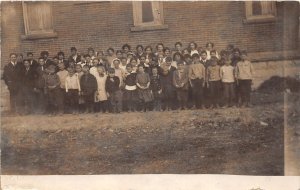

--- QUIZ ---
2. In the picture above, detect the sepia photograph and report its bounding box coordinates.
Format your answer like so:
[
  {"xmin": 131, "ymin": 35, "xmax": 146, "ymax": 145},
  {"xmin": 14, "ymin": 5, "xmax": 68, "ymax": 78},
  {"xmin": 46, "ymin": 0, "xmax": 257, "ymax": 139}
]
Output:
[{"xmin": 0, "ymin": 0, "xmax": 300, "ymax": 188}]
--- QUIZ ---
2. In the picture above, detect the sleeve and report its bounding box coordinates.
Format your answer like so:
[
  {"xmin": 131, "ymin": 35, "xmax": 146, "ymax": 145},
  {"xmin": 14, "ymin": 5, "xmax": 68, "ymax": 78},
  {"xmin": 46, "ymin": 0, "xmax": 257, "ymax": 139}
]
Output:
[
  {"xmin": 65, "ymin": 77, "xmax": 68, "ymax": 92},
  {"xmin": 172, "ymin": 71, "xmax": 177, "ymax": 87},
  {"xmin": 234, "ymin": 64, "xmax": 239, "ymax": 79},
  {"xmin": 2, "ymin": 66, "xmax": 9, "ymax": 85},
  {"xmin": 202, "ymin": 64, "xmax": 206, "ymax": 80},
  {"xmin": 92, "ymin": 75, "xmax": 98, "ymax": 91},
  {"xmin": 77, "ymin": 75, "xmax": 81, "ymax": 92},
  {"xmin": 188, "ymin": 65, "xmax": 193, "ymax": 79},
  {"xmin": 115, "ymin": 77, "xmax": 120, "ymax": 88},
  {"xmin": 250, "ymin": 62, "xmax": 255, "ymax": 78},
  {"xmin": 219, "ymin": 66, "xmax": 223, "ymax": 80}
]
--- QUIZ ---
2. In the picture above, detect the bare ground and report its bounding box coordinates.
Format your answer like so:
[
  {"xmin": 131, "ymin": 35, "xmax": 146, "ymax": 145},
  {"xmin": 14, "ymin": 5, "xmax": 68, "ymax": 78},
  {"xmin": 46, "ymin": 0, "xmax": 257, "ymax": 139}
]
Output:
[{"xmin": 0, "ymin": 92, "xmax": 289, "ymax": 175}]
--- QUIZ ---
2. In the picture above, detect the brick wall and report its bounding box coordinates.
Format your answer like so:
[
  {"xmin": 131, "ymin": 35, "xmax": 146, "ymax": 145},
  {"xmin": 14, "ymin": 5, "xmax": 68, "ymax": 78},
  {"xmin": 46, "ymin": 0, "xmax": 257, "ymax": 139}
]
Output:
[{"xmin": 1, "ymin": 1, "xmax": 299, "ymax": 65}]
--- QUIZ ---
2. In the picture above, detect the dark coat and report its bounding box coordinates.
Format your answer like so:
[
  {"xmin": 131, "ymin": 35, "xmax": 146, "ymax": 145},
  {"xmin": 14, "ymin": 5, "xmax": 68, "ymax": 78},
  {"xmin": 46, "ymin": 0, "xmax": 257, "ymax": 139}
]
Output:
[
  {"xmin": 68, "ymin": 54, "xmax": 81, "ymax": 64},
  {"xmin": 2, "ymin": 62, "xmax": 23, "ymax": 92},
  {"xmin": 105, "ymin": 76, "xmax": 120, "ymax": 93},
  {"xmin": 20, "ymin": 67, "xmax": 37, "ymax": 89},
  {"xmin": 80, "ymin": 73, "xmax": 97, "ymax": 95}
]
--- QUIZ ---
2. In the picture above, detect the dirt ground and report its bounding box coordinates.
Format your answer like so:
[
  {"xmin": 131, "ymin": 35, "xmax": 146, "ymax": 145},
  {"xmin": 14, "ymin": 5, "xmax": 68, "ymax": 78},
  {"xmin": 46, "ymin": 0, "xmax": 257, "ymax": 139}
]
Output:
[{"xmin": 1, "ymin": 91, "xmax": 290, "ymax": 175}]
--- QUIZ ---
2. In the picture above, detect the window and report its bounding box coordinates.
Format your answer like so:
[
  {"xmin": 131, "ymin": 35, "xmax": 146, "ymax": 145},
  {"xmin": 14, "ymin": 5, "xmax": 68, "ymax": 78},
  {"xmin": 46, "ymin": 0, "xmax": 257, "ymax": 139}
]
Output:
[
  {"xmin": 131, "ymin": 1, "xmax": 168, "ymax": 32},
  {"xmin": 244, "ymin": 1, "xmax": 277, "ymax": 23},
  {"xmin": 22, "ymin": 2, "xmax": 57, "ymax": 39}
]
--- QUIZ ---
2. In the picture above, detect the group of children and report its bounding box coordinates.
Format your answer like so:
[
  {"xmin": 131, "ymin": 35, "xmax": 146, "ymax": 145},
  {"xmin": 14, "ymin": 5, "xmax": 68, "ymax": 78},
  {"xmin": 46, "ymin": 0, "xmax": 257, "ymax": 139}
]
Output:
[{"xmin": 2, "ymin": 42, "xmax": 254, "ymax": 115}]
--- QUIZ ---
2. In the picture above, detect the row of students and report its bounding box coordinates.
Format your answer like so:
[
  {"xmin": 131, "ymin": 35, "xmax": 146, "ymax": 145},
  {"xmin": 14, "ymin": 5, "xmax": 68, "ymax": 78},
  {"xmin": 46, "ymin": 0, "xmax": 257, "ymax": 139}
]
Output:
[{"xmin": 3, "ymin": 48, "xmax": 254, "ymax": 115}]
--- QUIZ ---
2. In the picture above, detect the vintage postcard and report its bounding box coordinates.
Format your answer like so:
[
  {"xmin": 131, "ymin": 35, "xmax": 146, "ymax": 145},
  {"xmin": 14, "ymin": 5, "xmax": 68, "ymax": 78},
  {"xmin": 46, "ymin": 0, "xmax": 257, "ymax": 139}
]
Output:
[{"xmin": 1, "ymin": 0, "xmax": 299, "ymax": 189}]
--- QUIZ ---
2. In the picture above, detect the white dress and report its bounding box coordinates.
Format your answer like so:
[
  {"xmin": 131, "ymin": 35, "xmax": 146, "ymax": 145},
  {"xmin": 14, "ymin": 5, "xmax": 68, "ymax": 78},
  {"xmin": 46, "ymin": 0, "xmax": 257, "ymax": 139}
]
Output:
[{"xmin": 94, "ymin": 74, "xmax": 108, "ymax": 102}]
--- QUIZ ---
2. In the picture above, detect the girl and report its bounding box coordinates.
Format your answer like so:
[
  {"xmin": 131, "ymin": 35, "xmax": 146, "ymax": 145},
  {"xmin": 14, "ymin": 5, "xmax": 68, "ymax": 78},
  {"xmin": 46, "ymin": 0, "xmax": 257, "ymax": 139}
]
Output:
[
  {"xmin": 130, "ymin": 58, "xmax": 138, "ymax": 73},
  {"xmin": 145, "ymin": 45, "xmax": 154, "ymax": 65},
  {"xmin": 188, "ymin": 42, "xmax": 198, "ymax": 56},
  {"xmin": 94, "ymin": 66, "xmax": 108, "ymax": 113},
  {"xmin": 206, "ymin": 42, "xmax": 219, "ymax": 60},
  {"xmin": 136, "ymin": 65, "xmax": 153, "ymax": 112}
]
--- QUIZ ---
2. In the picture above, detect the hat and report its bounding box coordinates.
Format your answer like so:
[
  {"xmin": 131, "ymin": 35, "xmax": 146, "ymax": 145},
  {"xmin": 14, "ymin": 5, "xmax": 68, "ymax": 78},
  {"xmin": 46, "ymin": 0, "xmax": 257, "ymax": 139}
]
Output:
[{"xmin": 70, "ymin": 47, "xmax": 77, "ymax": 51}]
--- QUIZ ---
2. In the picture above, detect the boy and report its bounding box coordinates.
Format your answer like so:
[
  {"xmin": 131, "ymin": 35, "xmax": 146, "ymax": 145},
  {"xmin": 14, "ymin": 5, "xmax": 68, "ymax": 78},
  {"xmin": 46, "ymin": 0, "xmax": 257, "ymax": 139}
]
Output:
[
  {"xmin": 80, "ymin": 65, "xmax": 98, "ymax": 113},
  {"xmin": 200, "ymin": 50, "xmax": 210, "ymax": 68},
  {"xmin": 68, "ymin": 47, "xmax": 81, "ymax": 64},
  {"xmin": 105, "ymin": 68, "xmax": 122, "ymax": 113},
  {"xmin": 189, "ymin": 53, "xmax": 206, "ymax": 109},
  {"xmin": 33, "ymin": 57, "xmax": 48, "ymax": 114},
  {"xmin": 138, "ymin": 54, "xmax": 151, "ymax": 74},
  {"xmin": 65, "ymin": 67, "xmax": 81, "ymax": 114},
  {"xmin": 235, "ymin": 51, "xmax": 255, "ymax": 107},
  {"xmin": 173, "ymin": 61, "xmax": 189, "ymax": 110},
  {"xmin": 75, "ymin": 64, "xmax": 84, "ymax": 79},
  {"xmin": 220, "ymin": 57, "xmax": 235, "ymax": 108},
  {"xmin": 56, "ymin": 62, "xmax": 69, "ymax": 114},
  {"xmin": 45, "ymin": 65, "xmax": 62, "ymax": 115},
  {"xmin": 57, "ymin": 51, "xmax": 69, "ymax": 68},
  {"xmin": 124, "ymin": 64, "xmax": 137, "ymax": 112},
  {"xmin": 206, "ymin": 57, "xmax": 221, "ymax": 108},
  {"xmin": 19, "ymin": 59, "xmax": 36, "ymax": 114},
  {"xmin": 150, "ymin": 67, "xmax": 162, "ymax": 111},
  {"xmin": 160, "ymin": 57, "xmax": 177, "ymax": 110},
  {"xmin": 27, "ymin": 52, "xmax": 39, "ymax": 70}
]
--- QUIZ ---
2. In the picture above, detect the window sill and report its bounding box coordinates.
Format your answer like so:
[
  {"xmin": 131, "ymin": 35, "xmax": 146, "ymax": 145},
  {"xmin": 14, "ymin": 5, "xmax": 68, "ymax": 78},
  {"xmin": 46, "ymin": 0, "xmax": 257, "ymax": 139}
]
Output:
[
  {"xmin": 130, "ymin": 24, "xmax": 168, "ymax": 32},
  {"xmin": 243, "ymin": 16, "xmax": 277, "ymax": 24},
  {"xmin": 21, "ymin": 32, "xmax": 58, "ymax": 40}
]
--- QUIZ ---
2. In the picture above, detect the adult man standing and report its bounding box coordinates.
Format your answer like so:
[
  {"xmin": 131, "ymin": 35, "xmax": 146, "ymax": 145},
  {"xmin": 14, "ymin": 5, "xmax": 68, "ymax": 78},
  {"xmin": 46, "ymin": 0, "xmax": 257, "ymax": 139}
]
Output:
[{"xmin": 2, "ymin": 53, "xmax": 23, "ymax": 113}]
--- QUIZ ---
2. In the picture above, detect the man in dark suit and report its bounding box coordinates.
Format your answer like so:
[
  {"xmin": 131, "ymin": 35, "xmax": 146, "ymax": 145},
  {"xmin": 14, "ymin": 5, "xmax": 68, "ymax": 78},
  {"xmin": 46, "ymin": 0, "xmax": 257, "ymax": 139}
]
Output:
[
  {"xmin": 2, "ymin": 53, "xmax": 23, "ymax": 113},
  {"xmin": 68, "ymin": 47, "xmax": 81, "ymax": 64},
  {"xmin": 27, "ymin": 52, "xmax": 39, "ymax": 70}
]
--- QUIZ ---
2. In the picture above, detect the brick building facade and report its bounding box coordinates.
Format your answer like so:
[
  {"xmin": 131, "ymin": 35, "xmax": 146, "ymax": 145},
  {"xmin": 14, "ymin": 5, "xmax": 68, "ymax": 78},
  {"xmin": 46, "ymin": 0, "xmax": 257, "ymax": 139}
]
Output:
[{"xmin": 1, "ymin": 1, "xmax": 300, "ymax": 65}]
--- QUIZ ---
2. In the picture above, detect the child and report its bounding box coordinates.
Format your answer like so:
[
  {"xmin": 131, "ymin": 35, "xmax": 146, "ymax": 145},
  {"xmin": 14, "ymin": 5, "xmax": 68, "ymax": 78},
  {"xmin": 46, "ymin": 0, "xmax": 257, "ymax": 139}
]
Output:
[
  {"xmin": 56, "ymin": 62, "xmax": 69, "ymax": 114},
  {"xmin": 124, "ymin": 64, "xmax": 138, "ymax": 112},
  {"xmin": 138, "ymin": 54, "xmax": 151, "ymax": 74},
  {"xmin": 150, "ymin": 67, "xmax": 162, "ymax": 111},
  {"xmin": 235, "ymin": 51, "xmax": 254, "ymax": 107},
  {"xmin": 33, "ymin": 57, "xmax": 48, "ymax": 114},
  {"xmin": 130, "ymin": 58, "xmax": 138, "ymax": 73},
  {"xmin": 136, "ymin": 45, "xmax": 144, "ymax": 58},
  {"xmin": 122, "ymin": 44, "xmax": 131, "ymax": 55},
  {"xmin": 80, "ymin": 65, "xmax": 98, "ymax": 113},
  {"xmin": 45, "ymin": 65, "xmax": 62, "ymax": 115},
  {"xmin": 160, "ymin": 57, "xmax": 177, "ymax": 111},
  {"xmin": 105, "ymin": 68, "xmax": 122, "ymax": 113},
  {"xmin": 173, "ymin": 61, "xmax": 189, "ymax": 110},
  {"xmin": 189, "ymin": 42, "xmax": 198, "ymax": 56},
  {"xmin": 75, "ymin": 64, "xmax": 84, "ymax": 79},
  {"xmin": 205, "ymin": 42, "xmax": 219, "ymax": 60},
  {"xmin": 163, "ymin": 47, "xmax": 172, "ymax": 59},
  {"xmin": 65, "ymin": 67, "xmax": 81, "ymax": 114},
  {"xmin": 200, "ymin": 50, "xmax": 210, "ymax": 68},
  {"xmin": 120, "ymin": 57, "xmax": 128, "ymax": 71},
  {"xmin": 95, "ymin": 66, "xmax": 109, "ymax": 113},
  {"xmin": 220, "ymin": 57, "xmax": 235, "ymax": 108},
  {"xmin": 90, "ymin": 58, "xmax": 100, "ymax": 78},
  {"xmin": 188, "ymin": 53, "xmax": 206, "ymax": 109},
  {"xmin": 106, "ymin": 48, "xmax": 116, "ymax": 68},
  {"xmin": 19, "ymin": 59, "xmax": 36, "ymax": 114},
  {"xmin": 206, "ymin": 57, "xmax": 221, "ymax": 108},
  {"xmin": 144, "ymin": 46, "xmax": 154, "ymax": 65},
  {"xmin": 172, "ymin": 52, "xmax": 184, "ymax": 68},
  {"xmin": 155, "ymin": 43, "xmax": 164, "ymax": 56},
  {"xmin": 174, "ymin": 42, "xmax": 183, "ymax": 54},
  {"xmin": 136, "ymin": 65, "xmax": 153, "ymax": 112},
  {"xmin": 113, "ymin": 59, "xmax": 126, "ymax": 88},
  {"xmin": 116, "ymin": 50, "xmax": 123, "ymax": 60}
]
